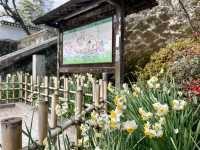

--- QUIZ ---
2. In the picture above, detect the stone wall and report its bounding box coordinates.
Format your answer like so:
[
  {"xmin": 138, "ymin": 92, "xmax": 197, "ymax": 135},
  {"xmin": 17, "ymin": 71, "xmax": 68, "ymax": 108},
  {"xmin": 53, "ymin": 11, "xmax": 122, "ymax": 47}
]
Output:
[
  {"xmin": 18, "ymin": 28, "xmax": 57, "ymax": 49},
  {"xmin": 124, "ymin": 0, "xmax": 200, "ymax": 75}
]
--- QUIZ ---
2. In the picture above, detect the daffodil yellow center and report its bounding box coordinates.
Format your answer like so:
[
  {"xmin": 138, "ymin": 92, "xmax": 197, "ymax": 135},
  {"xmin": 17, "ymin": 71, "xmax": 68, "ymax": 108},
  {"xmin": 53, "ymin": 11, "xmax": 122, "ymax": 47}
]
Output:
[
  {"xmin": 127, "ymin": 128, "xmax": 135, "ymax": 134},
  {"xmin": 160, "ymin": 108, "xmax": 165, "ymax": 112}
]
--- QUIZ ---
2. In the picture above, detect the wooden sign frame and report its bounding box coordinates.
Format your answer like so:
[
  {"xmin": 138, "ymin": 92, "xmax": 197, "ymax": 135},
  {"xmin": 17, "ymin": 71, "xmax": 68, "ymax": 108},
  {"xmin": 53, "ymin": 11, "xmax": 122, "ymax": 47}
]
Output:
[{"xmin": 60, "ymin": 16, "xmax": 115, "ymax": 73}]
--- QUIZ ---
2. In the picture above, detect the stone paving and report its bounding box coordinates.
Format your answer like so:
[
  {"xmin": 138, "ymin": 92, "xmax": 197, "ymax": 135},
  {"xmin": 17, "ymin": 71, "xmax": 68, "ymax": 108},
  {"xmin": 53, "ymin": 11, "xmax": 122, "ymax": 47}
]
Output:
[{"xmin": 0, "ymin": 102, "xmax": 75, "ymax": 149}]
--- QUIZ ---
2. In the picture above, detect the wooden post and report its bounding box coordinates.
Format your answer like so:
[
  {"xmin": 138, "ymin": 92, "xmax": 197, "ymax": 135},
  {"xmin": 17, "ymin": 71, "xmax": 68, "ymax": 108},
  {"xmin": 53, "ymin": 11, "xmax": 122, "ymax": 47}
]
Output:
[
  {"xmin": 51, "ymin": 94, "xmax": 58, "ymax": 128},
  {"xmin": 56, "ymin": 29, "xmax": 62, "ymax": 96},
  {"xmin": 103, "ymin": 73, "xmax": 108, "ymax": 112},
  {"xmin": 75, "ymin": 87, "xmax": 83, "ymax": 147},
  {"xmin": 1, "ymin": 117, "xmax": 22, "ymax": 150},
  {"xmin": 113, "ymin": 1, "xmax": 125, "ymax": 88},
  {"xmin": 38, "ymin": 101, "xmax": 48, "ymax": 145}
]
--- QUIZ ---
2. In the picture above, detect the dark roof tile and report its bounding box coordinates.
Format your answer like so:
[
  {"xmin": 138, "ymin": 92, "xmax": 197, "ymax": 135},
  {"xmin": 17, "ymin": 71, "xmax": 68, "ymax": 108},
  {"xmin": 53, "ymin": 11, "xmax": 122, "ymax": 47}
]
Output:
[{"xmin": 33, "ymin": 0, "xmax": 157, "ymax": 27}]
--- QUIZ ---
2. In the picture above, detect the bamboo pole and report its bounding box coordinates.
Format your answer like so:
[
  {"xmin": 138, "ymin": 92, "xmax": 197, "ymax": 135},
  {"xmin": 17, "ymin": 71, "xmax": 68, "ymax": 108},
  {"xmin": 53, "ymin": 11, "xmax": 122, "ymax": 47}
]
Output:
[
  {"xmin": 1, "ymin": 117, "xmax": 22, "ymax": 150},
  {"xmin": 0, "ymin": 75, "xmax": 2, "ymax": 101},
  {"xmin": 80, "ymin": 77, "xmax": 84, "ymax": 87},
  {"xmin": 50, "ymin": 77, "xmax": 59, "ymax": 128},
  {"xmin": 38, "ymin": 101, "xmax": 49, "ymax": 145},
  {"xmin": 19, "ymin": 72, "xmax": 23, "ymax": 102},
  {"xmin": 75, "ymin": 87, "xmax": 83, "ymax": 147},
  {"xmin": 37, "ymin": 76, "xmax": 40, "ymax": 102},
  {"xmin": 95, "ymin": 83, "xmax": 100, "ymax": 109},
  {"xmin": 54, "ymin": 77, "xmax": 59, "ymax": 95},
  {"xmin": 6, "ymin": 74, "xmax": 9, "ymax": 103},
  {"xmin": 24, "ymin": 74, "xmax": 28, "ymax": 103},
  {"xmin": 51, "ymin": 94, "xmax": 58, "ymax": 128},
  {"xmin": 99, "ymin": 79, "xmax": 104, "ymax": 104},
  {"xmin": 51, "ymin": 105, "xmax": 94, "ymax": 138},
  {"xmin": 30, "ymin": 75, "xmax": 33, "ymax": 102},
  {"xmin": 76, "ymin": 78, "xmax": 80, "ymax": 89},
  {"xmin": 92, "ymin": 78, "xmax": 96, "ymax": 105},
  {"xmin": 103, "ymin": 73, "xmax": 108, "ymax": 112},
  {"xmin": 64, "ymin": 77, "xmax": 69, "ymax": 109},
  {"xmin": 12, "ymin": 75, "xmax": 15, "ymax": 102},
  {"xmin": 44, "ymin": 76, "xmax": 49, "ymax": 102}
]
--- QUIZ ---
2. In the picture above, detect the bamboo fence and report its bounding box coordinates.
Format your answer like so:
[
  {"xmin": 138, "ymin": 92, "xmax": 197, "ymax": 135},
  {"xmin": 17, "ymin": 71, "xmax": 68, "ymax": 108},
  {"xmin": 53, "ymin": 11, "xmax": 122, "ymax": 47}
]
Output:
[
  {"xmin": 0, "ymin": 72, "xmax": 101, "ymax": 107},
  {"xmin": 0, "ymin": 72, "xmax": 109, "ymax": 150}
]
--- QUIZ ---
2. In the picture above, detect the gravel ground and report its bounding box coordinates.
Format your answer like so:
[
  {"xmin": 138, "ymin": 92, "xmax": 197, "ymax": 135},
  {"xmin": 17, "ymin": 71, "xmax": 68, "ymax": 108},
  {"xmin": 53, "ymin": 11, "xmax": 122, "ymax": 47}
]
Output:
[{"xmin": 0, "ymin": 102, "xmax": 75, "ymax": 149}]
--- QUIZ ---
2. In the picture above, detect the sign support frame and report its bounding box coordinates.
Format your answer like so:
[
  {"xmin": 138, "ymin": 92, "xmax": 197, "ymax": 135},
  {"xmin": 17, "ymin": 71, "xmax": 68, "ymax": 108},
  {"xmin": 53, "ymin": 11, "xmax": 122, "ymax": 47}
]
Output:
[
  {"xmin": 108, "ymin": 0, "xmax": 125, "ymax": 88},
  {"xmin": 57, "ymin": 1, "xmax": 125, "ymax": 89}
]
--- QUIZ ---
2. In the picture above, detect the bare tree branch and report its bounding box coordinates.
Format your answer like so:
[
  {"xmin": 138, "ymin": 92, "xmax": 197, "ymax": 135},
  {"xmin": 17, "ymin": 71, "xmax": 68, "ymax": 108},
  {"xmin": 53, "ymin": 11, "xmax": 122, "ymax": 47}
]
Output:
[
  {"xmin": 11, "ymin": 0, "xmax": 31, "ymax": 35},
  {"xmin": 0, "ymin": 0, "xmax": 31, "ymax": 35},
  {"xmin": 178, "ymin": 0, "xmax": 196, "ymax": 33}
]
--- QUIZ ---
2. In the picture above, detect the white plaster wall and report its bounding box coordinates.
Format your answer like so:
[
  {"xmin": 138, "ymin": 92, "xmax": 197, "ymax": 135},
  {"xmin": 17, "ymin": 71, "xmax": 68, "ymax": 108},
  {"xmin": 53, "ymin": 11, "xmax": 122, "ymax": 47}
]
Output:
[{"xmin": 0, "ymin": 25, "xmax": 29, "ymax": 41}]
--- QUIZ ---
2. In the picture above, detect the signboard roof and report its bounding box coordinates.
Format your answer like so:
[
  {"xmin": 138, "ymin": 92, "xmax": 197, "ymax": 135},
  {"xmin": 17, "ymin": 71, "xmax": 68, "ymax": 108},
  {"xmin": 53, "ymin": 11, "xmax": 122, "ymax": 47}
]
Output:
[{"xmin": 33, "ymin": 0, "xmax": 157, "ymax": 27}]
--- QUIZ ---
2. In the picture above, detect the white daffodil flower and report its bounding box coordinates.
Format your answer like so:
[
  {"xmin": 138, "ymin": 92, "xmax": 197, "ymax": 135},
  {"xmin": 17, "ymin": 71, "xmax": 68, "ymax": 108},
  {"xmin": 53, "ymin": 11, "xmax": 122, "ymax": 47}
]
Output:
[
  {"xmin": 171, "ymin": 100, "xmax": 187, "ymax": 111},
  {"xmin": 123, "ymin": 120, "xmax": 138, "ymax": 134}
]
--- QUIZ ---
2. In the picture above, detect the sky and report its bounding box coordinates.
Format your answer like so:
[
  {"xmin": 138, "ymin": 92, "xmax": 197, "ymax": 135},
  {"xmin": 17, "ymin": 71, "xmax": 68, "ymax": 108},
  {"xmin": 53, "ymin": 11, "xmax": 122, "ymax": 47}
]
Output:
[
  {"xmin": 0, "ymin": 0, "xmax": 70, "ymax": 21},
  {"xmin": 52, "ymin": 0, "xmax": 70, "ymax": 9},
  {"xmin": 0, "ymin": 0, "xmax": 69, "ymax": 13}
]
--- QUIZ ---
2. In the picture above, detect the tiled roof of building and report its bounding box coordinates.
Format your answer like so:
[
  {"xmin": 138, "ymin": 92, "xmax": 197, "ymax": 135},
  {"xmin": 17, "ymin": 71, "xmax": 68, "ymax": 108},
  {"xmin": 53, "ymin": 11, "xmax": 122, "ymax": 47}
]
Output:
[{"xmin": 0, "ymin": 20, "xmax": 41, "ymax": 31}]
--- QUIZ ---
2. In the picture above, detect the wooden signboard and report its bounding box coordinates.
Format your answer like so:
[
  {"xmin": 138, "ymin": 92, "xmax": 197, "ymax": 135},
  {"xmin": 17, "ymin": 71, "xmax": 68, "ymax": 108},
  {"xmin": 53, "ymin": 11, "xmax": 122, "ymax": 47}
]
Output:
[{"xmin": 55, "ymin": 1, "xmax": 126, "ymax": 87}]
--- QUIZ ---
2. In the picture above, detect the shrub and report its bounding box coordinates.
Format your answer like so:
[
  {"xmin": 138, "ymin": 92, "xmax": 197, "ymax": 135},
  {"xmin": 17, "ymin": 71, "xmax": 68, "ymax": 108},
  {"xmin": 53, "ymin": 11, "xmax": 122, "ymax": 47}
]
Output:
[{"xmin": 137, "ymin": 38, "xmax": 200, "ymax": 81}]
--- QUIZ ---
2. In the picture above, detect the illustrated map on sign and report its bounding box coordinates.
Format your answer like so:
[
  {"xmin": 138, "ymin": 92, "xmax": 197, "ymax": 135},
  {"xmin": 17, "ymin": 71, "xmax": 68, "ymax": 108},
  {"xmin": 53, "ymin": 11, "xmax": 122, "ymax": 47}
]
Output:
[{"xmin": 63, "ymin": 17, "xmax": 113, "ymax": 65}]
